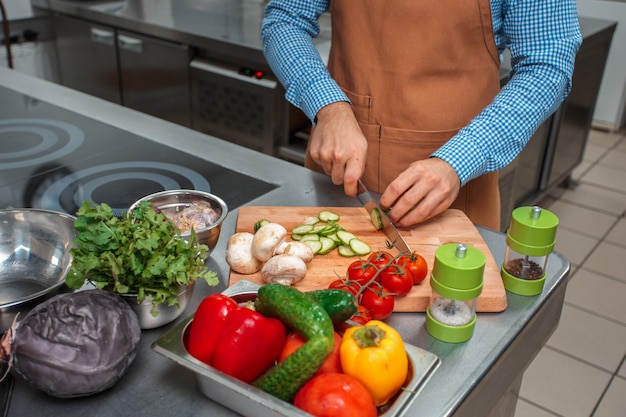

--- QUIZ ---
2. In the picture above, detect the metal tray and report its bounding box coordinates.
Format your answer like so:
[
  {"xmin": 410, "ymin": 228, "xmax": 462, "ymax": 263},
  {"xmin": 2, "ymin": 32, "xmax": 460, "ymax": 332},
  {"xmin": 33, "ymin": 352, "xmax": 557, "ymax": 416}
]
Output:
[{"xmin": 151, "ymin": 281, "xmax": 440, "ymax": 417}]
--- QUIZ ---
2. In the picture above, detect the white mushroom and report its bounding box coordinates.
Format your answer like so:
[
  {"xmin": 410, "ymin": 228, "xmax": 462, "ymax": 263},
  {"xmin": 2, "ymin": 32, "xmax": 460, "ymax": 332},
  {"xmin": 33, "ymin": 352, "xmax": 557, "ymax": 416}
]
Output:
[
  {"xmin": 226, "ymin": 232, "xmax": 262, "ymax": 274},
  {"xmin": 275, "ymin": 241, "xmax": 314, "ymax": 263},
  {"xmin": 251, "ymin": 223, "xmax": 287, "ymax": 262},
  {"xmin": 261, "ymin": 254, "xmax": 307, "ymax": 286}
]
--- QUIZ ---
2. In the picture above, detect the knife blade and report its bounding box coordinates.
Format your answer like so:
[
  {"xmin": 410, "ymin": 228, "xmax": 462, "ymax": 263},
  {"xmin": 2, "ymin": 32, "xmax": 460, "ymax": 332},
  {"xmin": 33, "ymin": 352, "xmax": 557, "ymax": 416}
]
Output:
[{"xmin": 356, "ymin": 180, "xmax": 412, "ymax": 253}]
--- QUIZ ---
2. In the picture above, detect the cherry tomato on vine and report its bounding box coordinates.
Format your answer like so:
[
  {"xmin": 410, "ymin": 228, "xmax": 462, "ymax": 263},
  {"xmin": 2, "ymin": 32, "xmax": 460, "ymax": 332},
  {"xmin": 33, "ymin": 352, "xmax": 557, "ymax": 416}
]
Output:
[
  {"xmin": 347, "ymin": 259, "xmax": 378, "ymax": 285},
  {"xmin": 379, "ymin": 264, "xmax": 413, "ymax": 296},
  {"xmin": 367, "ymin": 251, "xmax": 394, "ymax": 270},
  {"xmin": 328, "ymin": 279, "xmax": 360, "ymax": 296},
  {"xmin": 351, "ymin": 305, "xmax": 372, "ymax": 325},
  {"xmin": 396, "ymin": 252, "xmax": 428, "ymax": 285},
  {"xmin": 360, "ymin": 287, "xmax": 394, "ymax": 320}
]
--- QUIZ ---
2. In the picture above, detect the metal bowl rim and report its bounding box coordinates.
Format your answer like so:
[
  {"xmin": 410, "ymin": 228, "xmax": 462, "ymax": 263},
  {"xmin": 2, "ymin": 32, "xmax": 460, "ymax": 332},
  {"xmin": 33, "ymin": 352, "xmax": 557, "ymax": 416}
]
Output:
[
  {"xmin": 128, "ymin": 189, "xmax": 229, "ymax": 236},
  {"xmin": 0, "ymin": 208, "xmax": 77, "ymax": 308}
]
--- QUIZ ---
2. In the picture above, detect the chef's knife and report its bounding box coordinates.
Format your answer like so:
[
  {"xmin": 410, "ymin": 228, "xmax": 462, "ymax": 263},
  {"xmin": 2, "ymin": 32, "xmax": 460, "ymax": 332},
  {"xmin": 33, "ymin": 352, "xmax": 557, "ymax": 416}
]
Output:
[{"xmin": 356, "ymin": 180, "xmax": 412, "ymax": 253}]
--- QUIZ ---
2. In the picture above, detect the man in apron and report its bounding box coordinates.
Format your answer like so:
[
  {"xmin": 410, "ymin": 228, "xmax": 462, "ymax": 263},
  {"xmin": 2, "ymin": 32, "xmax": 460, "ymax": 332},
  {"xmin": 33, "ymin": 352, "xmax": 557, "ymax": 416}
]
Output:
[{"xmin": 262, "ymin": 0, "xmax": 581, "ymax": 230}]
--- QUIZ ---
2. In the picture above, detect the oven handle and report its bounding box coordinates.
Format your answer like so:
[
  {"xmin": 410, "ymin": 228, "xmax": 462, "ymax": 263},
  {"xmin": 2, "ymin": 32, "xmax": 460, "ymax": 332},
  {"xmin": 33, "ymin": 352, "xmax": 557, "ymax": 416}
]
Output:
[
  {"xmin": 190, "ymin": 58, "xmax": 277, "ymax": 89},
  {"xmin": 117, "ymin": 34, "xmax": 143, "ymax": 54},
  {"xmin": 90, "ymin": 27, "xmax": 115, "ymax": 46}
]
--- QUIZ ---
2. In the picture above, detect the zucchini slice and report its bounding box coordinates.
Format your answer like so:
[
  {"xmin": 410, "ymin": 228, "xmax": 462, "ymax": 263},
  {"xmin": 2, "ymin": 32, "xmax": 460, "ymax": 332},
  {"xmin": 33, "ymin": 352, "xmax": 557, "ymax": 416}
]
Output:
[
  {"xmin": 336, "ymin": 230, "xmax": 357, "ymax": 246},
  {"xmin": 318, "ymin": 210, "xmax": 340, "ymax": 222},
  {"xmin": 349, "ymin": 238, "xmax": 371, "ymax": 256},
  {"xmin": 370, "ymin": 208, "xmax": 384, "ymax": 231},
  {"xmin": 303, "ymin": 240, "xmax": 323, "ymax": 255}
]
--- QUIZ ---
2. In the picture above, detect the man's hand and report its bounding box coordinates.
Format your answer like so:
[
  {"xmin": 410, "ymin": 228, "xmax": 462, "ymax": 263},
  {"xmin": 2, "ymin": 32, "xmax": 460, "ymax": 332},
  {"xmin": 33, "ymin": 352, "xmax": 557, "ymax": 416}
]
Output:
[
  {"xmin": 379, "ymin": 158, "xmax": 461, "ymax": 227},
  {"xmin": 309, "ymin": 102, "xmax": 367, "ymax": 196}
]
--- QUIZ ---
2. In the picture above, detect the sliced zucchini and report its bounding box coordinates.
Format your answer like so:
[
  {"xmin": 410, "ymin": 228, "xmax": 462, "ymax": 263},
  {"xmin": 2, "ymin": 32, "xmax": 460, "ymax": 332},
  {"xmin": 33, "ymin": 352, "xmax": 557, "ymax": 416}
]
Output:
[
  {"xmin": 370, "ymin": 208, "xmax": 384, "ymax": 231},
  {"xmin": 337, "ymin": 245, "xmax": 356, "ymax": 257},
  {"xmin": 311, "ymin": 224, "xmax": 331, "ymax": 234},
  {"xmin": 336, "ymin": 230, "xmax": 357, "ymax": 246},
  {"xmin": 318, "ymin": 210, "xmax": 340, "ymax": 222},
  {"xmin": 326, "ymin": 233, "xmax": 341, "ymax": 244},
  {"xmin": 292, "ymin": 224, "xmax": 314, "ymax": 235},
  {"xmin": 303, "ymin": 240, "xmax": 323, "ymax": 255},
  {"xmin": 254, "ymin": 219, "xmax": 272, "ymax": 233},
  {"xmin": 349, "ymin": 238, "xmax": 371, "ymax": 256},
  {"xmin": 318, "ymin": 236, "xmax": 336, "ymax": 255},
  {"xmin": 303, "ymin": 216, "xmax": 321, "ymax": 225},
  {"xmin": 291, "ymin": 233, "xmax": 303, "ymax": 241},
  {"xmin": 300, "ymin": 234, "xmax": 320, "ymax": 242}
]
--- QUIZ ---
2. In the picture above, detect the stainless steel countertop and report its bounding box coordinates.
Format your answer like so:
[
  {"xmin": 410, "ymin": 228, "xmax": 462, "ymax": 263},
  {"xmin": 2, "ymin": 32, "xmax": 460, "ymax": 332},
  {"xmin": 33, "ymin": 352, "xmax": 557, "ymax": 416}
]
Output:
[
  {"xmin": 30, "ymin": 0, "xmax": 332, "ymax": 68},
  {"xmin": 0, "ymin": 67, "xmax": 570, "ymax": 417}
]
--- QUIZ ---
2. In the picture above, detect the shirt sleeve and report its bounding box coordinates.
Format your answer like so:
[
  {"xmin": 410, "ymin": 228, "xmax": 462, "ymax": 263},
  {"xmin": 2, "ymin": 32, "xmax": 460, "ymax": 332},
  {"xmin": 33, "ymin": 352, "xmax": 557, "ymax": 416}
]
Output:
[
  {"xmin": 432, "ymin": 0, "xmax": 583, "ymax": 185},
  {"xmin": 261, "ymin": 0, "xmax": 348, "ymax": 123}
]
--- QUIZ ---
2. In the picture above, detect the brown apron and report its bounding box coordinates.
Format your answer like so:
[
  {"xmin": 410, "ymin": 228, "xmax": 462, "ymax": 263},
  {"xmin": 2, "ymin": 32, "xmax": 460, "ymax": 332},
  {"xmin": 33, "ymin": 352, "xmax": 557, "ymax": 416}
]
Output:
[{"xmin": 305, "ymin": 0, "xmax": 502, "ymax": 229}]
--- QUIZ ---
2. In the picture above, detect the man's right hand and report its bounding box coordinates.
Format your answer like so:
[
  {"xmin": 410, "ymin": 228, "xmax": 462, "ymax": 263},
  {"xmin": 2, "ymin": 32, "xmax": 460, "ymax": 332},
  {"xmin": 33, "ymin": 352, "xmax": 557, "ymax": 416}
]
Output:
[{"xmin": 309, "ymin": 102, "xmax": 368, "ymax": 197}]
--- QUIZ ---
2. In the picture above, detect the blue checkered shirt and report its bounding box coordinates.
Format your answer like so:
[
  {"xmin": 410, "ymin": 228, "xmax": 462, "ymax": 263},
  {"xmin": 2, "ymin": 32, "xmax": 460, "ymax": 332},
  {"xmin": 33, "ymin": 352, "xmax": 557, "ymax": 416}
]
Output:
[{"xmin": 262, "ymin": 0, "xmax": 582, "ymax": 185}]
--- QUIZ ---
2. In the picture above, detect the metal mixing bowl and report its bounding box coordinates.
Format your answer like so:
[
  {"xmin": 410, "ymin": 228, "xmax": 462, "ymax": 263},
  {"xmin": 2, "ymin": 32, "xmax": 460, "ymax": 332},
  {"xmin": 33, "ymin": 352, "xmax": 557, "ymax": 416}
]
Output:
[
  {"xmin": 121, "ymin": 282, "xmax": 195, "ymax": 329},
  {"xmin": 0, "ymin": 209, "xmax": 77, "ymax": 333},
  {"xmin": 129, "ymin": 189, "xmax": 228, "ymax": 255}
]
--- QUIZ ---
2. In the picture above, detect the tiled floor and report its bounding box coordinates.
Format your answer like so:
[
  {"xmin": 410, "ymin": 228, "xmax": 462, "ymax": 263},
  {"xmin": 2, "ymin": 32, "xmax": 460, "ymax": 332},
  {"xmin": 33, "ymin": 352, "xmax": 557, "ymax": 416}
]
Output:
[{"xmin": 513, "ymin": 128, "xmax": 626, "ymax": 417}]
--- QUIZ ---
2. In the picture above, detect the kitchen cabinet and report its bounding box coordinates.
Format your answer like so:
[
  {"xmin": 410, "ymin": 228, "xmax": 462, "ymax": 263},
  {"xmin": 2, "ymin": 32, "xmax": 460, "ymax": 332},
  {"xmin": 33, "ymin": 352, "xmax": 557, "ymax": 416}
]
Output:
[
  {"xmin": 53, "ymin": 14, "xmax": 192, "ymax": 127},
  {"xmin": 506, "ymin": 17, "xmax": 616, "ymax": 208}
]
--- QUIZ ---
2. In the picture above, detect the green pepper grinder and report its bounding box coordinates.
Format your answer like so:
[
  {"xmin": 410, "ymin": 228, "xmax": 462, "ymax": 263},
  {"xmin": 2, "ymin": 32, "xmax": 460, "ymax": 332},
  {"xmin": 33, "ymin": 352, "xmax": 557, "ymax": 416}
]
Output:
[
  {"xmin": 425, "ymin": 243, "xmax": 485, "ymax": 343},
  {"xmin": 501, "ymin": 206, "xmax": 558, "ymax": 296}
]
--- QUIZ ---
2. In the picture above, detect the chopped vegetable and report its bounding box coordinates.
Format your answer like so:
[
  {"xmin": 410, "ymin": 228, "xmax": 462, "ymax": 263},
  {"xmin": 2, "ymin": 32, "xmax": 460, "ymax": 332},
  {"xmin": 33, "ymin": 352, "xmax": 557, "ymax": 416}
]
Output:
[
  {"xmin": 253, "ymin": 284, "xmax": 335, "ymax": 401},
  {"xmin": 340, "ymin": 320, "xmax": 408, "ymax": 406},
  {"xmin": 186, "ymin": 293, "xmax": 286, "ymax": 383},
  {"xmin": 289, "ymin": 211, "xmax": 370, "ymax": 258},
  {"xmin": 370, "ymin": 207, "xmax": 383, "ymax": 231},
  {"xmin": 1, "ymin": 290, "xmax": 141, "ymax": 398},
  {"xmin": 66, "ymin": 201, "xmax": 218, "ymax": 314}
]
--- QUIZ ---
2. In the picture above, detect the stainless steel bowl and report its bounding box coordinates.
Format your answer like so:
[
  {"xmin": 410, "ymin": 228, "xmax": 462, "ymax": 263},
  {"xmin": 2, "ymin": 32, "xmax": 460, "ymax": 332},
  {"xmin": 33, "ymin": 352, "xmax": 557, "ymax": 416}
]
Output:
[
  {"xmin": 121, "ymin": 282, "xmax": 195, "ymax": 330},
  {"xmin": 129, "ymin": 189, "xmax": 228, "ymax": 255},
  {"xmin": 0, "ymin": 209, "xmax": 77, "ymax": 333}
]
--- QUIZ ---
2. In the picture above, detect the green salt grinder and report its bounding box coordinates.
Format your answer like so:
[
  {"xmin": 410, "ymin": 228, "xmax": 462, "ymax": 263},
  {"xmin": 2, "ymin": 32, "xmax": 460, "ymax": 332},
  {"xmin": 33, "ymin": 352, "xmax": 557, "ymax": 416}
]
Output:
[
  {"xmin": 501, "ymin": 206, "xmax": 559, "ymax": 296},
  {"xmin": 425, "ymin": 243, "xmax": 485, "ymax": 343}
]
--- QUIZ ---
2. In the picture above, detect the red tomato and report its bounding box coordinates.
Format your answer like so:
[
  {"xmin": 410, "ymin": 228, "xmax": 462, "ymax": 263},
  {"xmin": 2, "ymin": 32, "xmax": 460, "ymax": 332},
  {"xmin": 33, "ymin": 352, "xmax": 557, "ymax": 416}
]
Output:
[
  {"xmin": 347, "ymin": 259, "xmax": 377, "ymax": 285},
  {"xmin": 351, "ymin": 305, "xmax": 372, "ymax": 325},
  {"xmin": 328, "ymin": 279, "xmax": 360, "ymax": 296},
  {"xmin": 294, "ymin": 373, "xmax": 377, "ymax": 417},
  {"xmin": 367, "ymin": 251, "xmax": 394, "ymax": 270},
  {"xmin": 379, "ymin": 264, "xmax": 413, "ymax": 297},
  {"xmin": 396, "ymin": 252, "xmax": 429, "ymax": 285},
  {"xmin": 360, "ymin": 287, "xmax": 395, "ymax": 320},
  {"xmin": 278, "ymin": 331, "xmax": 343, "ymax": 376}
]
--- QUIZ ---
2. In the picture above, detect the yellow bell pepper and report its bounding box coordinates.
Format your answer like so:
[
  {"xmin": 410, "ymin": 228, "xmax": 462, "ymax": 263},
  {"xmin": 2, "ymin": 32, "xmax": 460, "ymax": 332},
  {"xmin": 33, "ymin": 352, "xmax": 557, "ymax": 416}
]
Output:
[{"xmin": 339, "ymin": 320, "xmax": 408, "ymax": 406}]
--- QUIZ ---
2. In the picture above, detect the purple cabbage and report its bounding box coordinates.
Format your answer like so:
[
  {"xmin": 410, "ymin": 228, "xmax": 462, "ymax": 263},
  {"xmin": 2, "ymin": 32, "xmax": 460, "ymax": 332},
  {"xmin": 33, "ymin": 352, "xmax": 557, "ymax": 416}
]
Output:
[{"xmin": 1, "ymin": 290, "xmax": 141, "ymax": 398}]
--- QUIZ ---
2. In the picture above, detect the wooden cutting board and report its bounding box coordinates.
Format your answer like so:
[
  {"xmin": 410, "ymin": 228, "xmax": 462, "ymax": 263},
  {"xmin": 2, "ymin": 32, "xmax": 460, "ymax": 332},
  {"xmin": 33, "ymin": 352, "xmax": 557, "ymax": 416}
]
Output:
[{"xmin": 228, "ymin": 206, "xmax": 507, "ymax": 312}]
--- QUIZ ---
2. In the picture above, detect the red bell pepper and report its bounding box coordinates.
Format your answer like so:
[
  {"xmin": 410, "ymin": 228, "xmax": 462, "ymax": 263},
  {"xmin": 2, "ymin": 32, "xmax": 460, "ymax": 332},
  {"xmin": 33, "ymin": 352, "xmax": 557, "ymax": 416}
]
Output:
[{"xmin": 186, "ymin": 293, "xmax": 286, "ymax": 383}]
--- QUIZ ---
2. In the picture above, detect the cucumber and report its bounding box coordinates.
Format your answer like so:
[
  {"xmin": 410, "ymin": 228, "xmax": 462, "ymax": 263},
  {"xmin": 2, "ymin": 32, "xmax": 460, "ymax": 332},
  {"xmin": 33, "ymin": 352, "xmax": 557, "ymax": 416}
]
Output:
[
  {"xmin": 289, "ymin": 211, "xmax": 367, "ymax": 258},
  {"xmin": 292, "ymin": 224, "xmax": 314, "ymax": 235},
  {"xmin": 337, "ymin": 244, "xmax": 356, "ymax": 257},
  {"xmin": 303, "ymin": 240, "xmax": 322, "ymax": 254},
  {"xmin": 305, "ymin": 289, "xmax": 357, "ymax": 325},
  {"xmin": 317, "ymin": 236, "xmax": 336, "ymax": 255},
  {"xmin": 336, "ymin": 230, "xmax": 357, "ymax": 246},
  {"xmin": 318, "ymin": 210, "xmax": 340, "ymax": 222},
  {"xmin": 349, "ymin": 238, "xmax": 371, "ymax": 256},
  {"xmin": 370, "ymin": 208, "xmax": 384, "ymax": 231},
  {"xmin": 254, "ymin": 219, "xmax": 272, "ymax": 233},
  {"xmin": 253, "ymin": 284, "xmax": 335, "ymax": 401}
]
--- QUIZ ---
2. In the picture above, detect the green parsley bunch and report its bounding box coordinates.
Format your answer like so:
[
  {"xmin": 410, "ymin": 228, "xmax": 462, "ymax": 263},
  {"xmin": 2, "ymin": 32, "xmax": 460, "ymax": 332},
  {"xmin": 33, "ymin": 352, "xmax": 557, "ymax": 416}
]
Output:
[{"xmin": 66, "ymin": 200, "xmax": 218, "ymax": 315}]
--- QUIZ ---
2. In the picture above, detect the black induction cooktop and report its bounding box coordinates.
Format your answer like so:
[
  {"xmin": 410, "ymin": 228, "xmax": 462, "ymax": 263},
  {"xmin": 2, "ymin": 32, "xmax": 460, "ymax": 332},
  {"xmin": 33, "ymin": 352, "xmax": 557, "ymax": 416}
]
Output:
[{"xmin": 0, "ymin": 86, "xmax": 277, "ymax": 215}]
